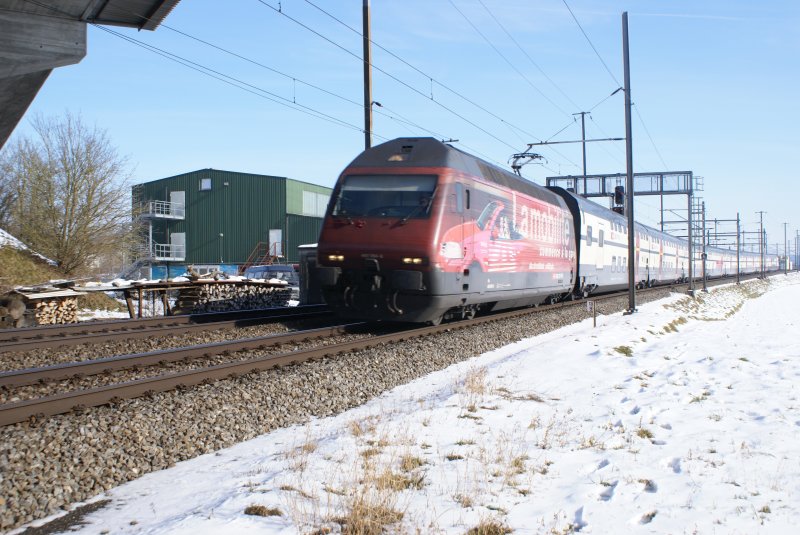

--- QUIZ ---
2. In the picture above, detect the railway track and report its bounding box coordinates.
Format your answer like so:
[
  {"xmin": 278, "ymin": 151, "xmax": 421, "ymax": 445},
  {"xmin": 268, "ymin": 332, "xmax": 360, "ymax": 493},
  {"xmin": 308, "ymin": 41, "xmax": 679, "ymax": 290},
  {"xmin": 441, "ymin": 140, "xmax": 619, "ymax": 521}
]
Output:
[
  {"xmin": 0, "ymin": 274, "xmax": 766, "ymax": 427},
  {"xmin": 0, "ymin": 304, "xmax": 330, "ymax": 353}
]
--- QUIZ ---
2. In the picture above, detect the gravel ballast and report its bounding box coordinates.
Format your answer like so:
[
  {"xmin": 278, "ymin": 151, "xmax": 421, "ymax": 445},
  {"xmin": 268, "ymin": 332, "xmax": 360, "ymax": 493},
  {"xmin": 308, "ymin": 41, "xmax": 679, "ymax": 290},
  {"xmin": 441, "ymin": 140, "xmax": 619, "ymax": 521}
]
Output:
[{"xmin": 0, "ymin": 289, "xmax": 676, "ymax": 530}]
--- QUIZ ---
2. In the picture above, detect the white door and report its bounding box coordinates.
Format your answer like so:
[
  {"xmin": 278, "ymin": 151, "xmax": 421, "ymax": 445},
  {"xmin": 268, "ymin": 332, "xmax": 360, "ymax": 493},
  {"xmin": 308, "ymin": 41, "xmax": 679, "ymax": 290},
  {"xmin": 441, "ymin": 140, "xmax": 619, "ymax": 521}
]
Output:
[
  {"xmin": 170, "ymin": 191, "xmax": 185, "ymax": 217},
  {"xmin": 269, "ymin": 229, "xmax": 283, "ymax": 257},
  {"xmin": 170, "ymin": 232, "xmax": 185, "ymax": 259},
  {"xmin": 596, "ymin": 225, "xmax": 605, "ymax": 269}
]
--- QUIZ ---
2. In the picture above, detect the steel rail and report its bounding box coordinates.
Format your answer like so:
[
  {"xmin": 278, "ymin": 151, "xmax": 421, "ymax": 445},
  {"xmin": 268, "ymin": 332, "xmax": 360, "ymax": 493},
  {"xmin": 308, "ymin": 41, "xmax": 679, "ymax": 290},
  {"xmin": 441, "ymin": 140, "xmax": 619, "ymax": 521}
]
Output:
[
  {"xmin": 0, "ymin": 305, "xmax": 329, "ymax": 344},
  {"xmin": 0, "ymin": 306, "xmax": 331, "ymax": 353},
  {"xmin": 0, "ymin": 323, "xmax": 367, "ymax": 388},
  {"xmin": 0, "ymin": 292, "xmax": 644, "ymax": 426},
  {"xmin": 0, "ymin": 272, "xmax": 771, "ymax": 427}
]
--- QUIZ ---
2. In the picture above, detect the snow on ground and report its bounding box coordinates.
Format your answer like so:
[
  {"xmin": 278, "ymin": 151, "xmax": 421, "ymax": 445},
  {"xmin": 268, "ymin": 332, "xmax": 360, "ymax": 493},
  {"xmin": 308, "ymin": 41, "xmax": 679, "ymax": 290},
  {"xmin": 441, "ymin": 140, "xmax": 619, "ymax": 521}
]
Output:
[
  {"xmin": 0, "ymin": 228, "xmax": 30, "ymax": 251},
  {"xmin": 76, "ymin": 309, "xmax": 130, "ymax": 321},
  {"xmin": 16, "ymin": 274, "xmax": 800, "ymax": 534},
  {"xmin": 0, "ymin": 227, "xmax": 55, "ymax": 264}
]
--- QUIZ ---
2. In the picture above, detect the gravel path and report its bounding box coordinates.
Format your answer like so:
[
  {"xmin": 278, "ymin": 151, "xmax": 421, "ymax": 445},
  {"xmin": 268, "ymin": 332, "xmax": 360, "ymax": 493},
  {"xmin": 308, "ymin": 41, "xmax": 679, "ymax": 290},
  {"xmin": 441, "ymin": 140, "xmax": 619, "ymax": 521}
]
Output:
[{"xmin": 0, "ymin": 290, "xmax": 674, "ymax": 530}]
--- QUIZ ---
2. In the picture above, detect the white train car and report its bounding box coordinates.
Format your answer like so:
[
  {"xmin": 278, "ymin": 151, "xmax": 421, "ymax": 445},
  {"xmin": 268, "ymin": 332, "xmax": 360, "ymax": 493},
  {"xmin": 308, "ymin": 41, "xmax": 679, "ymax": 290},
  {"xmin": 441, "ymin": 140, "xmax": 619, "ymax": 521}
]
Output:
[{"xmin": 549, "ymin": 187, "xmax": 779, "ymax": 296}]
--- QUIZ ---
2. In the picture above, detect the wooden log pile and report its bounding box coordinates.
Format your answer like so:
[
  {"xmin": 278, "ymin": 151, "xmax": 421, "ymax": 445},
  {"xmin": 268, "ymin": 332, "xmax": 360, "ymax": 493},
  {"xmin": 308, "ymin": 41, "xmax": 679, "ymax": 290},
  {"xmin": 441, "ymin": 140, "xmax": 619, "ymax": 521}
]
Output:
[
  {"xmin": 34, "ymin": 297, "xmax": 79, "ymax": 325},
  {"xmin": 1, "ymin": 285, "xmax": 85, "ymax": 327},
  {"xmin": 173, "ymin": 283, "xmax": 291, "ymax": 314}
]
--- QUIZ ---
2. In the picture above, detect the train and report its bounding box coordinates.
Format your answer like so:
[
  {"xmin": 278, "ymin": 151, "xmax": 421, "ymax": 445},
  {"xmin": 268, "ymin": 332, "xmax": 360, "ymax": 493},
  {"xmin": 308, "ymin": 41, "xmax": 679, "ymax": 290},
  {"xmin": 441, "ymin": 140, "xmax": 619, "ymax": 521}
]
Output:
[{"xmin": 316, "ymin": 138, "xmax": 779, "ymax": 324}]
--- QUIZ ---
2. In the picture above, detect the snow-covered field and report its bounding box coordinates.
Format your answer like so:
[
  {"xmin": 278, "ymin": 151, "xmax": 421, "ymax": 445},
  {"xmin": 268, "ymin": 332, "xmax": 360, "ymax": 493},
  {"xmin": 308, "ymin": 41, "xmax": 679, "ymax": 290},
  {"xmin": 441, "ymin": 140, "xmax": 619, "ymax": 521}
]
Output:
[{"xmin": 17, "ymin": 274, "xmax": 800, "ymax": 534}]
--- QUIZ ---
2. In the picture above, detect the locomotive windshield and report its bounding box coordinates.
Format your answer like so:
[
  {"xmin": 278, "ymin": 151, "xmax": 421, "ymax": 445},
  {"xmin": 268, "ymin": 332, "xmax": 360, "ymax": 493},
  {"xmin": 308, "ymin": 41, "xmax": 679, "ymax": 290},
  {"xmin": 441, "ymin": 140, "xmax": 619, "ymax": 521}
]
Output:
[{"xmin": 332, "ymin": 174, "xmax": 437, "ymax": 219}]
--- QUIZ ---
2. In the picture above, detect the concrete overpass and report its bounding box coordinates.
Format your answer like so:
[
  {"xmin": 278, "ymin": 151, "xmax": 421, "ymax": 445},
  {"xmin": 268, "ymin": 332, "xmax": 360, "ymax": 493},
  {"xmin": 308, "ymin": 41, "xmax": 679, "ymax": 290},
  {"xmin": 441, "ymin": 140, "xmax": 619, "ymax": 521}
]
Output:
[{"xmin": 0, "ymin": 0, "xmax": 181, "ymax": 149}]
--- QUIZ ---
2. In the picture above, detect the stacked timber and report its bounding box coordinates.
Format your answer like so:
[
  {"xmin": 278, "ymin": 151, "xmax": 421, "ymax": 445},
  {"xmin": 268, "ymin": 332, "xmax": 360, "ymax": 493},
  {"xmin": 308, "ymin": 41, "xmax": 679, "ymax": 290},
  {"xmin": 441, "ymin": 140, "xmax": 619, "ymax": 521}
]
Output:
[
  {"xmin": 172, "ymin": 282, "xmax": 291, "ymax": 314},
  {"xmin": 0, "ymin": 285, "xmax": 85, "ymax": 327},
  {"xmin": 33, "ymin": 297, "xmax": 79, "ymax": 325}
]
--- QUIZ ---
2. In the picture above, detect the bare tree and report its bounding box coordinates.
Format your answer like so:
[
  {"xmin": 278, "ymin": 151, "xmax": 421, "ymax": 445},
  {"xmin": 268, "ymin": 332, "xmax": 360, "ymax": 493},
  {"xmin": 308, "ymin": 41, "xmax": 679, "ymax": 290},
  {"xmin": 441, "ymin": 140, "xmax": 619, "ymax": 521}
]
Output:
[
  {"xmin": 0, "ymin": 150, "xmax": 19, "ymax": 228},
  {"xmin": 0, "ymin": 113, "xmax": 134, "ymax": 275}
]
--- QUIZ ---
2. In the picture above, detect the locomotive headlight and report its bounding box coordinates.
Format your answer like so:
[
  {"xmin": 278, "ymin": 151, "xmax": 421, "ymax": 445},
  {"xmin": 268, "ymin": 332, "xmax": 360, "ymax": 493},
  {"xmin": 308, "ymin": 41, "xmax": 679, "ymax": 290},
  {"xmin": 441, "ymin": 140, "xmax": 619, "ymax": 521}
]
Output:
[
  {"xmin": 402, "ymin": 257, "xmax": 425, "ymax": 265},
  {"xmin": 440, "ymin": 241, "xmax": 463, "ymax": 259},
  {"xmin": 327, "ymin": 254, "xmax": 344, "ymax": 262}
]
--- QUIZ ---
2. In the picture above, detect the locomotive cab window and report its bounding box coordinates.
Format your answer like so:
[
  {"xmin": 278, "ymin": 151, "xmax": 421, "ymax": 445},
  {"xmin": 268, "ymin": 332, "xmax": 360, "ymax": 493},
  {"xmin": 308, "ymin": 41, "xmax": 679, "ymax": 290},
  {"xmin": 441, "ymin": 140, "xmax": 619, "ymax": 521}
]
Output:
[
  {"xmin": 332, "ymin": 174, "xmax": 437, "ymax": 219},
  {"xmin": 449, "ymin": 183, "xmax": 464, "ymax": 213}
]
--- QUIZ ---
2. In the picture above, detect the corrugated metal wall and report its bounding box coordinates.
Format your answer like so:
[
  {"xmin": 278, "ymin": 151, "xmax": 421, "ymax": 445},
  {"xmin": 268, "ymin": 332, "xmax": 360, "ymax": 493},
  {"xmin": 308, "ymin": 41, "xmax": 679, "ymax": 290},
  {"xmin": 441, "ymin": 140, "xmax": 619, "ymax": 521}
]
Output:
[
  {"xmin": 286, "ymin": 214, "xmax": 324, "ymax": 261},
  {"xmin": 286, "ymin": 178, "xmax": 332, "ymax": 216},
  {"xmin": 135, "ymin": 169, "xmax": 329, "ymax": 265}
]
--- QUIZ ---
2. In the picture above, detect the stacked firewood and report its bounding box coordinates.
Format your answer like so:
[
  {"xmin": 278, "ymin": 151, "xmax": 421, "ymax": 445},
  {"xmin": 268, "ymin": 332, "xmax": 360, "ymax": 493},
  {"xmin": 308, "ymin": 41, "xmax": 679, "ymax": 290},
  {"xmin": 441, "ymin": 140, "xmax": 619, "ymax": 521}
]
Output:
[
  {"xmin": 34, "ymin": 297, "xmax": 79, "ymax": 325},
  {"xmin": 173, "ymin": 283, "xmax": 291, "ymax": 314}
]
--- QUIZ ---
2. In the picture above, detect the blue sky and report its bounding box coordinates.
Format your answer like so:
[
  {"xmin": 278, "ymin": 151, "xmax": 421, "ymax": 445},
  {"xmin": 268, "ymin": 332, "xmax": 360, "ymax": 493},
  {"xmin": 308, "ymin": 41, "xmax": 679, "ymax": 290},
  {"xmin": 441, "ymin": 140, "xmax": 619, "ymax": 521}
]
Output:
[{"xmin": 13, "ymin": 0, "xmax": 800, "ymax": 253}]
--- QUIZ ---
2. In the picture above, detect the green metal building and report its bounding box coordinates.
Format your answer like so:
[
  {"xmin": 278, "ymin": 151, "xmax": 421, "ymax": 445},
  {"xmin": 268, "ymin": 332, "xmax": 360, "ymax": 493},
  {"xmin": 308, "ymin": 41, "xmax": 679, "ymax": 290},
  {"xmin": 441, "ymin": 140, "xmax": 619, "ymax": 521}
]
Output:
[{"xmin": 131, "ymin": 169, "xmax": 330, "ymax": 278}]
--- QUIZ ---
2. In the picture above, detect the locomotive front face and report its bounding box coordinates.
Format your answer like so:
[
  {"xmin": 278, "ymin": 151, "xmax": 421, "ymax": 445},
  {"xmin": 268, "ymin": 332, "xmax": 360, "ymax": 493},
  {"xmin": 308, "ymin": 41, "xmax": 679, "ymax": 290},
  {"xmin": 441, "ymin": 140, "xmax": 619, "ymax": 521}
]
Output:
[{"xmin": 317, "ymin": 171, "xmax": 448, "ymax": 322}]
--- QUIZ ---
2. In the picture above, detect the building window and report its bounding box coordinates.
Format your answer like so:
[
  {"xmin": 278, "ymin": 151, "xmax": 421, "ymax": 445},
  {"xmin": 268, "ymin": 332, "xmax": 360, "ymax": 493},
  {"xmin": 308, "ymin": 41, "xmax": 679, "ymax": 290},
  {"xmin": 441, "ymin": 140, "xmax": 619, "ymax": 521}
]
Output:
[
  {"xmin": 303, "ymin": 191, "xmax": 330, "ymax": 217},
  {"xmin": 199, "ymin": 178, "xmax": 212, "ymax": 191}
]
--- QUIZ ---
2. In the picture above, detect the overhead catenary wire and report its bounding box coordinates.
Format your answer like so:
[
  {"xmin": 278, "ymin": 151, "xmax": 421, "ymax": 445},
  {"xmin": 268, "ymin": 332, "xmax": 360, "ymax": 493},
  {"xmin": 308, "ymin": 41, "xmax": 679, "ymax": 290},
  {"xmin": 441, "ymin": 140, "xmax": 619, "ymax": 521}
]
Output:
[
  {"xmin": 446, "ymin": 0, "xmax": 572, "ymax": 118},
  {"xmin": 252, "ymin": 0, "xmax": 535, "ymax": 156},
  {"xmin": 633, "ymin": 105, "xmax": 670, "ymax": 170},
  {"xmin": 301, "ymin": 0, "xmax": 553, "ymax": 142},
  {"xmin": 295, "ymin": 0, "xmax": 581, "ymax": 171},
  {"xmin": 561, "ymin": 0, "xmax": 622, "ymax": 88},
  {"xmin": 94, "ymin": 26, "xmax": 376, "ymax": 137},
  {"xmin": 544, "ymin": 87, "xmax": 623, "ymax": 142},
  {"xmin": 24, "ymin": 0, "xmax": 566, "ymax": 177},
  {"xmin": 151, "ymin": 24, "xmax": 459, "ymax": 143},
  {"xmin": 560, "ymin": 1, "xmax": 671, "ymax": 173},
  {"xmin": 476, "ymin": 0, "xmax": 584, "ymax": 113}
]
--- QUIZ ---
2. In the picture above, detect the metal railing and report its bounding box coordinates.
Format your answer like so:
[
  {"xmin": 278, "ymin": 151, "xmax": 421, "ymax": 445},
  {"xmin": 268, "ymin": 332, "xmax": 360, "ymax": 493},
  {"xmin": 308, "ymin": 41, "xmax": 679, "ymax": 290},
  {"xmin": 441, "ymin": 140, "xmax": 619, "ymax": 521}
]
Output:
[{"xmin": 141, "ymin": 200, "xmax": 185, "ymax": 218}]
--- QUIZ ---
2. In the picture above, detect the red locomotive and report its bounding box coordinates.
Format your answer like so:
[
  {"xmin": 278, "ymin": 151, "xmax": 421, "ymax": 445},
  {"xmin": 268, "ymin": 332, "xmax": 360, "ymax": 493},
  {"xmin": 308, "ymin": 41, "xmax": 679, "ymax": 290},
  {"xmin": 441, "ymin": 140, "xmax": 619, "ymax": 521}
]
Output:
[{"xmin": 317, "ymin": 138, "xmax": 576, "ymax": 324}]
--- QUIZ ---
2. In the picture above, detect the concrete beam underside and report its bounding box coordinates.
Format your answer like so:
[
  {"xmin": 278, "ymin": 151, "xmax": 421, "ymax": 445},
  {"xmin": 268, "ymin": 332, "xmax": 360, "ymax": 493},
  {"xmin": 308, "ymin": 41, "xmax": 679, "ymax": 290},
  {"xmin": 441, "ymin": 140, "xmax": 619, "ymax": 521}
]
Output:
[{"xmin": 0, "ymin": 10, "xmax": 86, "ymax": 148}]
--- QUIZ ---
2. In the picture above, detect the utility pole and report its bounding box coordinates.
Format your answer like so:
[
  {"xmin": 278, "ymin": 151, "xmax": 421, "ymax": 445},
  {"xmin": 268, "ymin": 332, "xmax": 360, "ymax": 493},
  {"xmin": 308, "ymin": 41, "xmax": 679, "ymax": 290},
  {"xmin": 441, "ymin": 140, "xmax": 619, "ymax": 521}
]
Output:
[
  {"xmin": 622, "ymin": 12, "xmax": 636, "ymax": 314},
  {"xmin": 784, "ymin": 222, "xmax": 788, "ymax": 274},
  {"xmin": 701, "ymin": 201, "xmax": 707, "ymax": 292},
  {"xmin": 757, "ymin": 211, "xmax": 765, "ymax": 278},
  {"xmin": 736, "ymin": 213, "xmax": 740, "ymax": 284},
  {"xmin": 573, "ymin": 111, "xmax": 590, "ymax": 195},
  {"xmin": 362, "ymin": 0, "xmax": 373, "ymax": 150}
]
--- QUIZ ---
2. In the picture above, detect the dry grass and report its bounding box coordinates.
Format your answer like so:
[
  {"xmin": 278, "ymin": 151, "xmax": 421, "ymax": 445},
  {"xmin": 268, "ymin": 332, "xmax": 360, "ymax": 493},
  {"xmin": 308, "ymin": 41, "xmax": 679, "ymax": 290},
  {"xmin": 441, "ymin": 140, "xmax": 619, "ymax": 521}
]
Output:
[
  {"xmin": 375, "ymin": 469, "xmax": 425, "ymax": 491},
  {"xmin": 613, "ymin": 345, "xmax": 633, "ymax": 357},
  {"xmin": 77, "ymin": 291, "xmax": 127, "ymax": 311},
  {"xmin": 459, "ymin": 367, "xmax": 489, "ymax": 413},
  {"xmin": 329, "ymin": 456, "xmax": 409, "ymax": 535},
  {"xmin": 466, "ymin": 519, "xmax": 513, "ymax": 535},
  {"xmin": 399, "ymin": 455, "xmax": 425, "ymax": 472},
  {"xmin": 244, "ymin": 504, "xmax": 282, "ymax": 517},
  {"xmin": 464, "ymin": 367, "xmax": 488, "ymax": 395},
  {"xmin": 0, "ymin": 246, "xmax": 60, "ymax": 291},
  {"xmin": 663, "ymin": 316, "xmax": 688, "ymax": 333}
]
